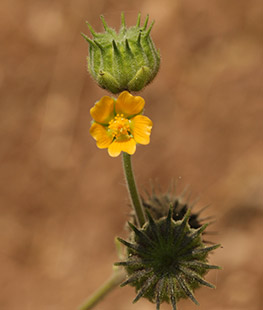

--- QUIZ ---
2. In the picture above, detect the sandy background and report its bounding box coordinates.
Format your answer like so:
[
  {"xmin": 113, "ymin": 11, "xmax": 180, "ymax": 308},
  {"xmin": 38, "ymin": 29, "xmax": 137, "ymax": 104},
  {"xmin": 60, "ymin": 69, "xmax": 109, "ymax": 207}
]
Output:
[{"xmin": 1, "ymin": 0, "xmax": 263, "ymax": 309}]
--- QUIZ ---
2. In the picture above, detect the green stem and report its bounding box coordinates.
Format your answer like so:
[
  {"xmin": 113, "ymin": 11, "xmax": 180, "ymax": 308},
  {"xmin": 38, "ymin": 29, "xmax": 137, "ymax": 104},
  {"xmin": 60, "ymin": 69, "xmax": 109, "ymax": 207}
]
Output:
[
  {"xmin": 122, "ymin": 152, "xmax": 146, "ymax": 227},
  {"xmin": 79, "ymin": 268, "xmax": 126, "ymax": 310}
]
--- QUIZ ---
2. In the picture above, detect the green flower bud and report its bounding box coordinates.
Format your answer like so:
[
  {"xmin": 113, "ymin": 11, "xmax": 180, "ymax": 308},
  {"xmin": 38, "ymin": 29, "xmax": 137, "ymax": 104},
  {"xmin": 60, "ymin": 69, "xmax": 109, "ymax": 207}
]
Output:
[{"xmin": 82, "ymin": 13, "xmax": 160, "ymax": 94}]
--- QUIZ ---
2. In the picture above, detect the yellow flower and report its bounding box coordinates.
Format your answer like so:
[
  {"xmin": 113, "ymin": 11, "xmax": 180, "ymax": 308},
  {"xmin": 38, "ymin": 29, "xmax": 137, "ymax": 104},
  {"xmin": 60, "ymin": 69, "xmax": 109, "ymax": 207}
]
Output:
[{"xmin": 90, "ymin": 91, "xmax": 153, "ymax": 157}]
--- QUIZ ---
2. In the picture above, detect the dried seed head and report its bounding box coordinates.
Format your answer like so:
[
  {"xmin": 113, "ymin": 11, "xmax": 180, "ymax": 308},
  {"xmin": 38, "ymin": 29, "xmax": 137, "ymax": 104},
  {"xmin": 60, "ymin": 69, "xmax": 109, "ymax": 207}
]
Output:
[
  {"xmin": 141, "ymin": 188, "xmax": 204, "ymax": 229},
  {"xmin": 117, "ymin": 186, "xmax": 221, "ymax": 309},
  {"xmin": 82, "ymin": 13, "xmax": 160, "ymax": 93}
]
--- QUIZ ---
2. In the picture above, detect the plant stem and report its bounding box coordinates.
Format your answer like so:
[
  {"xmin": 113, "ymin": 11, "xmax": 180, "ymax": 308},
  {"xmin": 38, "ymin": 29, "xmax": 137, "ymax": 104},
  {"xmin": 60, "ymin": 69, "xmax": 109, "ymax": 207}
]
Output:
[
  {"xmin": 122, "ymin": 152, "xmax": 146, "ymax": 227},
  {"xmin": 79, "ymin": 268, "xmax": 126, "ymax": 310}
]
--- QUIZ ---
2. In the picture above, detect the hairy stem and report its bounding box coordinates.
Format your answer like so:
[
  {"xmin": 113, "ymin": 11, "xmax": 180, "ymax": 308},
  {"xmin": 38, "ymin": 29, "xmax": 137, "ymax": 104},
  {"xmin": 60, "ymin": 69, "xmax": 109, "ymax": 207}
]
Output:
[
  {"xmin": 122, "ymin": 152, "xmax": 146, "ymax": 227},
  {"xmin": 79, "ymin": 268, "xmax": 126, "ymax": 310}
]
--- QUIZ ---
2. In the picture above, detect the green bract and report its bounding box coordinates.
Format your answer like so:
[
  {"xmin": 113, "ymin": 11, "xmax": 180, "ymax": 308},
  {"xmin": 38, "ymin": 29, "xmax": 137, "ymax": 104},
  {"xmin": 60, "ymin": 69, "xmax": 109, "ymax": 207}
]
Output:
[{"xmin": 82, "ymin": 13, "xmax": 160, "ymax": 94}]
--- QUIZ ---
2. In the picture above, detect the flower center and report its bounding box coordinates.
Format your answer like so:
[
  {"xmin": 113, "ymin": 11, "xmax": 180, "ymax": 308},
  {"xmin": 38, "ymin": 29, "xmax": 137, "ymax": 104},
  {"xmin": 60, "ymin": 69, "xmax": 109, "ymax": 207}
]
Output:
[{"xmin": 108, "ymin": 114, "xmax": 131, "ymax": 141}]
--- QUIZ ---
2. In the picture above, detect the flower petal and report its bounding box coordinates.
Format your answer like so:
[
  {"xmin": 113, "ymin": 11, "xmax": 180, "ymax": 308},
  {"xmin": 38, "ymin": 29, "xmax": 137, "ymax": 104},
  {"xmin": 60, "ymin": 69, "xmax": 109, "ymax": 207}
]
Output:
[
  {"xmin": 130, "ymin": 115, "xmax": 153, "ymax": 145},
  {"xmin": 115, "ymin": 91, "xmax": 145, "ymax": 118},
  {"xmin": 90, "ymin": 96, "xmax": 115, "ymax": 124},
  {"xmin": 108, "ymin": 138, "xmax": 136, "ymax": 157},
  {"xmin": 90, "ymin": 122, "xmax": 113, "ymax": 149}
]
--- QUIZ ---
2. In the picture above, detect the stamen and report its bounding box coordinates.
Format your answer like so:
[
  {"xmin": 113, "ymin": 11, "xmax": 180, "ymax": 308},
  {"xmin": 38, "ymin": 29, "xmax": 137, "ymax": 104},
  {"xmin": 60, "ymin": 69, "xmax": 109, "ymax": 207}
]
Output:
[{"xmin": 108, "ymin": 114, "xmax": 131, "ymax": 140}]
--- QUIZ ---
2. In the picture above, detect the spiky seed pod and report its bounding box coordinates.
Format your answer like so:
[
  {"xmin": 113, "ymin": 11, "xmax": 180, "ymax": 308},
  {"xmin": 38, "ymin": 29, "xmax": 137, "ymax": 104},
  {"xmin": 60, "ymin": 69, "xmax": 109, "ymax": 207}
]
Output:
[
  {"xmin": 116, "ymin": 207, "xmax": 221, "ymax": 310},
  {"xmin": 82, "ymin": 13, "xmax": 160, "ymax": 94},
  {"xmin": 141, "ymin": 188, "xmax": 209, "ymax": 229}
]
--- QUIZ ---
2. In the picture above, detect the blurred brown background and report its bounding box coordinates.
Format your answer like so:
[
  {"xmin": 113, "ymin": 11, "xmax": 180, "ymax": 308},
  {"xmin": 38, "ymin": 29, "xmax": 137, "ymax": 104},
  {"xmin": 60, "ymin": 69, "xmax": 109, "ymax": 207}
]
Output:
[{"xmin": 1, "ymin": 0, "xmax": 263, "ymax": 309}]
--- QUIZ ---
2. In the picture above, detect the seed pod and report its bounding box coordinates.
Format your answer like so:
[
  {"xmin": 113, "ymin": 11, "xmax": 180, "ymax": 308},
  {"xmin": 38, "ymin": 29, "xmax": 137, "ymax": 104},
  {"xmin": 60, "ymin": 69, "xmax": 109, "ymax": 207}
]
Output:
[
  {"xmin": 82, "ymin": 13, "xmax": 160, "ymax": 94},
  {"xmin": 116, "ymin": 186, "xmax": 221, "ymax": 310},
  {"xmin": 116, "ymin": 209, "xmax": 221, "ymax": 310}
]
